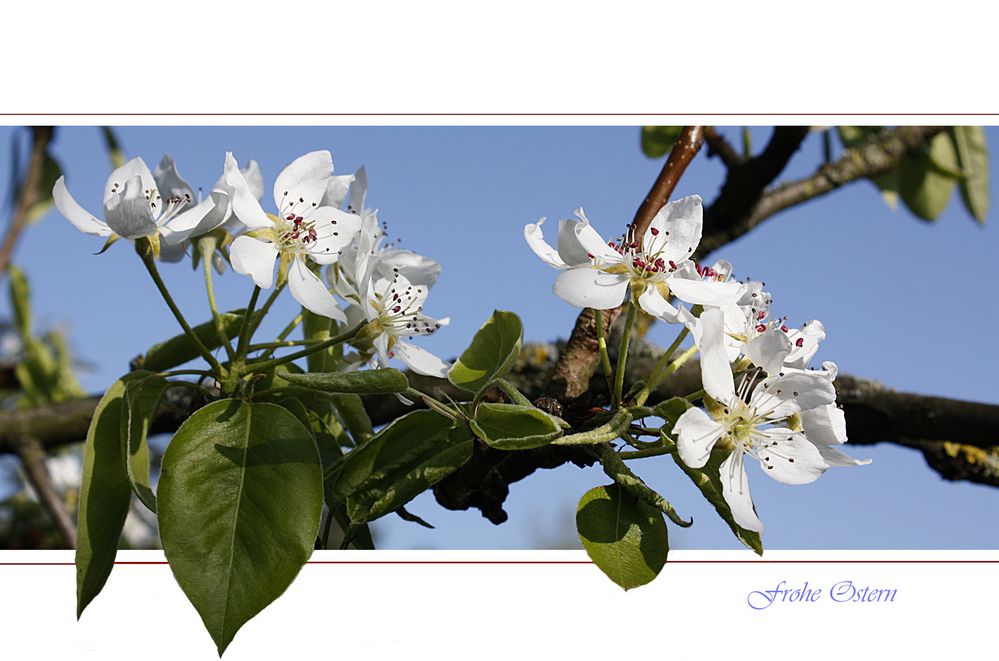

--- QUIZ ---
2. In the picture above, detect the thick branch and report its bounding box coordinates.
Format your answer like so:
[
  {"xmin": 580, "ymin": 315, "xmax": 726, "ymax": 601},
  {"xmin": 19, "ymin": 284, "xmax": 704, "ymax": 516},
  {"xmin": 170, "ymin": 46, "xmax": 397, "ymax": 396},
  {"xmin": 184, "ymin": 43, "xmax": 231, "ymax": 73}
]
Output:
[
  {"xmin": 0, "ymin": 126, "xmax": 54, "ymax": 284},
  {"xmin": 703, "ymin": 126, "xmax": 743, "ymax": 169},
  {"xmin": 698, "ymin": 126, "xmax": 944, "ymax": 257}
]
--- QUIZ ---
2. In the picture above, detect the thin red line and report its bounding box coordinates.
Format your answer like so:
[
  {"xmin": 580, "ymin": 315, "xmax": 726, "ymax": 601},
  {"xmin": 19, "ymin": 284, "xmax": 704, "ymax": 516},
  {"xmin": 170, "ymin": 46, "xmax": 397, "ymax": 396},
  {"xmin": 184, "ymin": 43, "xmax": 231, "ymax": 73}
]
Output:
[{"xmin": 3, "ymin": 559, "xmax": 999, "ymax": 566}]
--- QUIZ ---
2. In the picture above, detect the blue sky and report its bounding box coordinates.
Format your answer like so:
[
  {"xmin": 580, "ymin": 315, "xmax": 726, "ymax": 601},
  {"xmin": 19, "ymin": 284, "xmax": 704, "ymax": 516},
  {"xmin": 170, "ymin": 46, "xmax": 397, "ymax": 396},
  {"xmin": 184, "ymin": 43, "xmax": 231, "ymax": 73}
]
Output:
[{"xmin": 2, "ymin": 125, "xmax": 997, "ymax": 550}]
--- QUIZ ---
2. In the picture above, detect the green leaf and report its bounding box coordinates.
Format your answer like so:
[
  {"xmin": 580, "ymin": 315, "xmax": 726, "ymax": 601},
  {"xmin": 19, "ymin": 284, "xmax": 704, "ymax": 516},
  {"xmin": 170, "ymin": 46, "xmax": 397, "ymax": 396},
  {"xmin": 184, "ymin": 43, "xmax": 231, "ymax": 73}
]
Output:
[
  {"xmin": 302, "ymin": 310, "xmax": 342, "ymax": 372},
  {"xmin": 331, "ymin": 393, "xmax": 374, "ymax": 444},
  {"xmin": 470, "ymin": 402, "xmax": 562, "ymax": 450},
  {"xmin": 448, "ymin": 310, "xmax": 523, "ymax": 396},
  {"xmin": 654, "ymin": 397, "xmax": 692, "ymax": 434},
  {"xmin": 952, "ymin": 126, "xmax": 989, "ymax": 223},
  {"xmin": 138, "ymin": 309, "xmax": 249, "ymax": 372},
  {"xmin": 8, "ymin": 265, "xmax": 30, "ymax": 338},
  {"xmin": 122, "ymin": 374, "xmax": 170, "ymax": 512},
  {"xmin": 899, "ymin": 131, "xmax": 959, "ymax": 221},
  {"xmin": 76, "ymin": 375, "xmax": 145, "ymax": 618},
  {"xmin": 576, "ymin": 484, "xmax": 668, "ymax": 590},
  {"xmin": 640, "ymin": 126, "xmax": 683, "ymax": 159},
  {"xmin": 158, "ymin": 400, "xmax": 323, "ymax": 655},
  {"xmin": 280, "ymin": 368, "xmax": 409, "ymax": 394},
  {"xmin": 596, "ymin": 445, "xmax": 691, "ymax": 528},
  {"xmin": 333, "ymin": 409, "xmax": 473, "ymax": 524},
  {"xmin": 836, "ymin": 127, "xmax": 899, "ymax": 209}
]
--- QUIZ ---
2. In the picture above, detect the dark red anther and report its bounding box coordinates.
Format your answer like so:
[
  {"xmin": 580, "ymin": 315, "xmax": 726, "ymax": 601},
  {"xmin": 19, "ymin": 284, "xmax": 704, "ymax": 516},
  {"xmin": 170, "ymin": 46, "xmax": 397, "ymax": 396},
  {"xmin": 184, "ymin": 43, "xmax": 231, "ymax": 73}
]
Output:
[
  {"xmin": 587, "ymin": 253, "xmax": 594, "ymax": 259},
  {"xmin": 795, "ymin": 337, "xmax": 805, "ymax": 348},
  {"xmin": 757, "ymin": 310, "xmax": 766, "ymax": 321},
  {"xmin": 650, "ymin": 227, "xmax": 659, "ymax": 236},
  {"xmin": 668, "ymin": 260, "xmax": 677, "ymax": 270},
  {"xmin": 756, "ymin": 324, "xmax": 767, "ymax": 333},
  {"xmin": 696, "ymin": 263, "xmax": 704, "ymax": 276},
  {"xmin": 393, "ymin": 306, "xmax": 402, "ymax": 313},
  {"xmin": 781, "ymin": 325, "xmax": 789, "ymax": 333},
  {"xmin": 286, "ymin": 214, "xmax": 296, "ymax": 221}
]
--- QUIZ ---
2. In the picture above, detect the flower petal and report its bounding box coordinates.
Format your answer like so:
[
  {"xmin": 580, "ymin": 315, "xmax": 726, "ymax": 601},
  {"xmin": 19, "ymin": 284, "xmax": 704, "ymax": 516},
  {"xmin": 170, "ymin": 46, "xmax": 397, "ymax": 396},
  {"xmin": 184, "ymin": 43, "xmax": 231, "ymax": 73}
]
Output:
[
  {"xmin": 572, "ymin": 210, "xmax": 622, "ymax": 264},
  {"xmin": 552, "ymin": 268, "xmax": 629, "ymax": 309},
  {"xmin": 719, "ymin": 451, "xmax": 764, "ymax": 533},
  {"xmin": 751, "ymin": 371, "xmax": 837, "ymax": 420},
  {"xmin": 288, "ymin": 258, "xmax": 347, "ymax": 322},
  {"xmin": 104, "ymin": 157, "xmax": 157, "ymax": 206},
  {"xmin": 230, "ymin": 235, "xmax": 278, "ymax": 289},
  {"xmin": 378, "ymin": 249, "xmax": 441, "ymax": 288},
  {"xmin": 674, "ymin": 406, "xmax": 725, "ymax": 469},
  {"xmin": 393, "ymin": 340, "xmax": 451, "ymax": 377},
  {"xmin": 52, "ymin": 177, "xmax": 112, "ymax": 237},
  {"xmin": 800, "ymin": 405, "xmax": 871, "ymax": 466},
  {"xmin": 638, "ymin": 283, "xmax": 690, "ymax": 324},
  {"xmin": 273, "ymin": 150, "xmax": 333, "ymax": 212},
  {"xmin": 160, "ymin": 194, "xmax": 219, "ymax": 243},
  {"xmin": 345, "ymin": 165, "xmax": 367, "ymax": 212},
  {"xmin": 557, "ymin": 219, "xmax": 592, "ymax": 266},
  {"xmin": 695, "ymin": 307, "xmax": 736, "ymax": 403},
  {"xmin": 645, "ymin": 194, "xmax": 702, "ymax": 263},
  {"xmin": 745, "ymin": 329, "xmax": 792, "ymax": 376},
  {"xmin": 667, "ymin": 276, "xmax": 744, "ymax": 308},
  {"xmin": 103, "ymin": 176, "xmax": 158, "ymax": 239},
  {"xmin": 784, "ymin": 320, "xmax": 826, "ymax": 369},
  {"xmin": 153, "ymin": 155, "xmax": 195, "ymax": 203},
  {"xmin": 305, "ymin": 207, "xmax": 363, "ymax": 265},
  {"xmin": 757, "ymin": 428, "xmax": 829, "ymax": 484},
  {"xmin": 224, "ymin": 152, "xmax": 272, "ymax": 230},
  {"xmin": 524, "ymin": 218, "xmax": 568, "ymax": 269}
]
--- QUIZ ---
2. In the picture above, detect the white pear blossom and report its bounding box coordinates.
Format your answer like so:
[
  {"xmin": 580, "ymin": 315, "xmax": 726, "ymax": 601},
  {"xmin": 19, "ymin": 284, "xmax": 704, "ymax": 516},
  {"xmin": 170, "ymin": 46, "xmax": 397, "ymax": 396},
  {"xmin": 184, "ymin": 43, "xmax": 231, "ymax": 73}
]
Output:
[
  {"xmin": 361, "ymin": 273, "xmax": 450, "ymax": 377},
  {"xmin": 53, "ymin": 157, "xmax": 218, "ymax": 251},
  {"xmin": 525, "ymin": 196, "xmax": 743, "ymax": 322},
  {"xmin": 226, "ymin": 151, "xmax": 362, "ymax": 322}
]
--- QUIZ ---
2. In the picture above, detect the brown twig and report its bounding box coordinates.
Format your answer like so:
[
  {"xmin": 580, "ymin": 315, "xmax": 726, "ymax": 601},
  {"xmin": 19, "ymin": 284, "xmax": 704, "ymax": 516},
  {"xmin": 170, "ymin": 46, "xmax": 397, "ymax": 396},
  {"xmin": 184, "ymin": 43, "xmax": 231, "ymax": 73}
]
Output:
[
  {"xmin": 8, "ymin": 435, "xmax": 76, "ymax": 547},
  {"xmin": 0, "ymin": 127, "xmax": 54, "ymax": 285},
  {"xmin": 703, "ymin": 126, "xmax": 743, "ymax": 169}
]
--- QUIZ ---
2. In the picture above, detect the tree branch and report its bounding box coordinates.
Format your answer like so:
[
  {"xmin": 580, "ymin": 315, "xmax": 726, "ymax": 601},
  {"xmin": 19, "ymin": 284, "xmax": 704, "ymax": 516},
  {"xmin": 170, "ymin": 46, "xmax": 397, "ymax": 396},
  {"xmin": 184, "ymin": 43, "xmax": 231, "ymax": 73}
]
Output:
[
  {"xmin": 697, "ymin": 126, "xmax": 944, "ymax": 258},
  {"xmin": 703, "ymin": 126, "xmax": 743, "ymax": 169},
  {"xmin": 8, "ymin": 435, "xmax": 76, "ymax": 547},
  {"xmin": 0, "ymin": 126, "xmax": 54, "ymax": 284}
]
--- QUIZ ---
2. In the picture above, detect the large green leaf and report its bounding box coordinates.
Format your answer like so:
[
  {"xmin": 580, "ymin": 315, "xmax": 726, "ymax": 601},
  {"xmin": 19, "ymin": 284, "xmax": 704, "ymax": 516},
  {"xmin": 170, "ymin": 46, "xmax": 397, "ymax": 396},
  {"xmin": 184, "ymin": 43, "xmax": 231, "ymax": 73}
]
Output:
[
  {"xmin": 640, "ymin": 126, "xmax": 683, "ymax": 159},
  {"xmin": 470, "ymin": 402, "xmax": 562, "ymax": 450},
  {"xmin": 138, "ymin": 309, "xmax": 250, "ymax": 372},
  {"xmin": 158, "ymin": 400, "xmax": 323, "ymax": 655},
  {"xmin": 448, "ymin": 310, "xmax": 522, "ymax": 396},
  {"xmin": 333, "ymin": 409, "xmax": 473, "ymax": 524},
  {"xmin": 121, "ymin": 374, "xmax": 169, "ymax": 512},
  {"xmin": 331, "ymin": 393, "xmax": 374, "ymax": 444},
  {"xmin": 302, "ymin": 309, "xmax": 342, "ymax": 373},
  {"xmin": 280, "ymin": 368, "xmax": 409, "ymax": 394},
  {"xmin": 952, "ymin": 126, "xmax": 989, "ymax": 223},
  {"xmin": 76, "ymin": 375, "xmax": 143, "ymax": 618},
  {"xmin": 576, "ymin": 484, "xmax": 668, "ymax": 590},
  {"xmin": 898, "ymin": 131, "xmax": 959, "ymax": 221}
]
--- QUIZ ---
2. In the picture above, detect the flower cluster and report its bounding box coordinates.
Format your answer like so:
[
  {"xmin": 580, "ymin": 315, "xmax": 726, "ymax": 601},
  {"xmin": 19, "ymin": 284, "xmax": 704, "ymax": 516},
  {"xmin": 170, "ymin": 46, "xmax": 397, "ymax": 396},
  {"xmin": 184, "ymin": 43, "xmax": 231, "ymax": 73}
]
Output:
[
  {"xmin": 54, "ymin": 151, "xmax": 451, "ymax": 377},
  {"xmin": 526, "ymin": 195, "xmax": 867, "ymax": 533}
]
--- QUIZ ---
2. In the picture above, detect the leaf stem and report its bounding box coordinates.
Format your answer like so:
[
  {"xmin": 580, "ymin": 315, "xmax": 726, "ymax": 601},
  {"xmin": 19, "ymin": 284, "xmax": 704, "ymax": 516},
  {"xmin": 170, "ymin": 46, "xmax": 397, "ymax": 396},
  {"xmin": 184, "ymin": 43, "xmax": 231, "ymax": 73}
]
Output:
[
  {"xmin": 593, "ymin": 308, "xmax": 615, "ymax": 404},
  {"xmin": 137, "ymin": 245, "xmax": 223, "ymax": 375},
  {"xmin": 200, "ymin": 239, "xmax": 236, "ymax": 362},
  {"xmin": 244, "ymin": 324, "xmax": 362, "ymax": 375},
  {"xmin": 235, "ymin": 286, "xmax": 261, "ymax": 360},
  {"xmin": 613, "ymin": 301, "xmax": 636, "ymax": 406},
  {"xmin": 635, "ymin": 326, "xmax": 690, "ymax": 407}
]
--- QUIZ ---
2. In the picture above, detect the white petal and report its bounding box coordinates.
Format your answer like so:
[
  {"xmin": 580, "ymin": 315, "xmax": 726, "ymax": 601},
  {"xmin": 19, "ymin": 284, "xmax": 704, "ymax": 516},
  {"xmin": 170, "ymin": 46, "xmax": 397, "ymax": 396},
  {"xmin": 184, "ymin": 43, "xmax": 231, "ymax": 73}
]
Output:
[
  {"xmin": 153, "ymin": 155, "xmax": 195, "ymax": 201},
  {"xmin": 645, "ymin": 194, "xmax": 703, "ymax": 263},
  {"xmin": 801, "ymin": 405, "xmax": 871, "ymax": 466},
  {"xmin": 751, "ymin": 372, "xmax": 837, "ymax": 420},
  {"xmin": 745, "ymin": 329, "xmax": 792, "ymax": 376},
  {"xmin": 373, "ymin": 332, "xmax": 392, "ymax": 366},
  {"xmin": 378, "ymin": 250, "xmax": 441, "ymax": 288},
  {"xmin": 52, "ymin": 177, "xmax": 112, "ymax": 237},
  {"xmin": 572, "ymin": 212, "xmax": 622, "ymax": 263},
  {"xmin": 719, "ymin": 451, "xmax": 763, "ymax": 533},
  {"xmin": 394, "ymin": 340, "xmax": 451, "ymax": 377},
  {"xmin": 638, "ymin": 284, "xmax": 690, "ymax": 324},
  {"xmin": 524, "ymin": 218, "xmax": 567, "ymax": 269},
  {"xmin": 274, "ymin": 150, "xmax": 333, "ymax": 212},
  {"xmin": 160, "ymin": 194, "xmax": 219, "ymax": 243},
  {"xmin": 345, "ymin": 165, "xmax": 367, "ymax": 212},
  {"xmin": 224, "ymin": 152, "xmax": 272, "ymax": 230},
  {"xmin": 674, "ymin": 406, "xmax": 725, "ymax": 469},
  {"xmin": 288, "ymin": 258, "xmax": 347, "ymax": 322},
  {"xmin": 306, "ymin": 207, "xmax": 363, "ymax": 265},
  {"xmin": 104, "ymin": 157, "xmax": 157, "ymax": 206},
  {"xmin": 695, "ymin": 307, "xmax": 736, "ymax": 403},
  {"xmin": 230, "ymin": 235, "xmax": 278, "ymax": 289},
  {"xmin": 552, "ymin": 268, "xmax": 629, "ymax": 309},
  {"xmin": 784, "ymin": 320, "xmax": 826, "ymax": 369},
  {"xmin": 323, "ymin": 173, "xmax": 357, "ymax": 209},
  {"xmin": 667, "ymin": 277, "xmax": 744, "ymax": 307},
  {"xmin": 103, "ymin": 176, "xmax": 158, "ymax": 239},
  {"xmin": 757, "ymin": 429, "xmax": 829, "ymax": 484},
  {"xmin": 557, "ymin": 219, "xmax": 592, "ymax": 266}
]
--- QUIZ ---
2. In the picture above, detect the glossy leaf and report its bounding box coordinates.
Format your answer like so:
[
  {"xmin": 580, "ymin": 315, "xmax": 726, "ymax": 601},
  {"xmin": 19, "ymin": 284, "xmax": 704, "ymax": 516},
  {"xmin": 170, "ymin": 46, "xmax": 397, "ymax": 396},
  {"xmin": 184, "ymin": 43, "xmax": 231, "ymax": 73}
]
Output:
[
  {"xmin": 448, "ymin": 310, "xmax": 522, "ymax": 396},
  {"xmin": 138, "ymin": 309, "xmax": 250, "ymax": 372},
  {"xmin": 899, "ymin": 131, "xmax": 959, "ymax": 221},
  {"xmin": 280, "ymin": 368, "xmax": 409, "ymax": 394},
  {"xmin": 333, "ymin": 410, "xmax": 473, "ymax": 524},
  {"xmin": 470, "ymin": 402, "xmax": 562, "ymax": 450},
  {"xmin": 576, "ymin": 484, "xmax": 668, "ymax": 590},
  {"xmin": 640, "ymin": 126, "xmax": 683, "ymax": 159},
  {"xmin": 158, "ymin": 400, "xmax": 323, "ymax": 655},
  {"xmin": 952, "ymin": 126, "xmax": 989, "ymax": 223},
  {"xmin": 122, "ymin": 373, "xmax": 168, "ymax": 512},
  {"xmin": 76, "ymin": 376, "xmax": 141, "ymax": 618}
]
